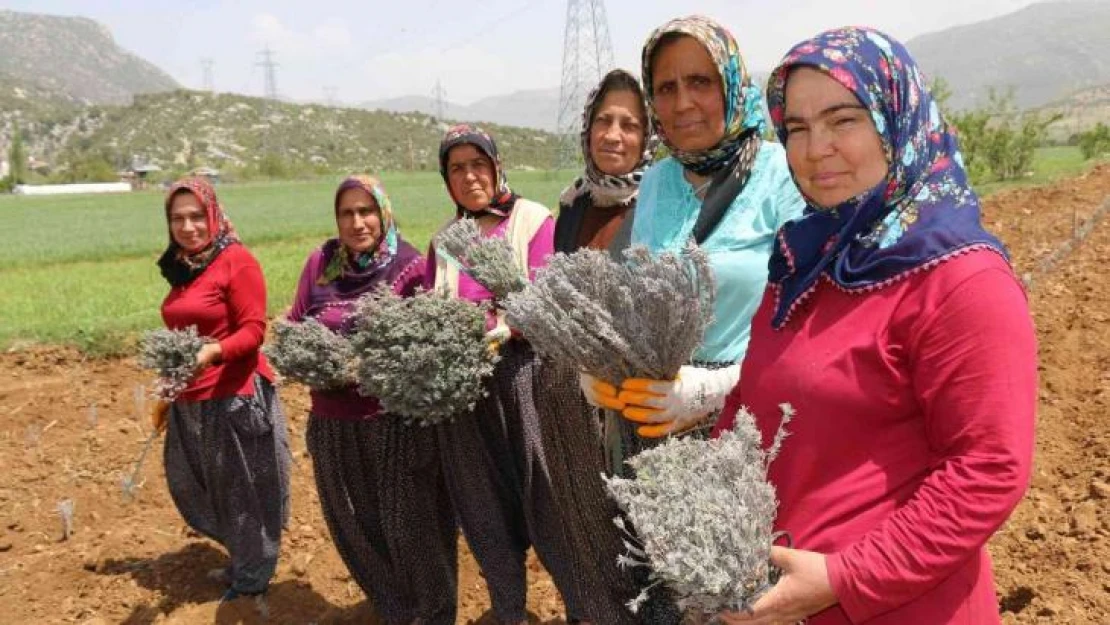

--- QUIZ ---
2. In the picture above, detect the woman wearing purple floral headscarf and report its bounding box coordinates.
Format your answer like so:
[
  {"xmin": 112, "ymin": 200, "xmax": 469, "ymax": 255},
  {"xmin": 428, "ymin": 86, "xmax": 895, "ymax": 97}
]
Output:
[{"xmin": 714, "ymin": 27, "xmax": 1037, "ymax": 625}]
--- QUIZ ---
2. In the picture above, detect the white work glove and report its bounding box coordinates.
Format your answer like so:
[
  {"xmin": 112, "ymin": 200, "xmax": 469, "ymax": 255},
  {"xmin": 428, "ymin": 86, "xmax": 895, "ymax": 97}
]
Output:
[
  {"xmin": 578, "ymin": 371, "xmax": 626, "ymax": 411},
  {"xmin": 483, "ymin": 310, "xmax": 513, "ymax": 355},
  {"xmin": 617, "ymin": 364, "xmax": 740, "ymax": 438}
]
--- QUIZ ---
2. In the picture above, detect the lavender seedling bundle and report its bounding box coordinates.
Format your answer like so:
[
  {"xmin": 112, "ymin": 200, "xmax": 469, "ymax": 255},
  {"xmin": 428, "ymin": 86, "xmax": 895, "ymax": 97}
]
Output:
[
  {"xmin": 503, "ymin": 245, "xmax": 714, "ymax": 385},
  {"xmin": 435, "ymin": 218, "xmax": 527, "ymax": 300},
  {"xmin": 349, "ymin": 287, "xmax": 497, "ymax": 427},
  {"xmin": 56, "ymin": 499, "xmax": 75, "ymax": 540},
  {"xmin": 265, "ymin": 318, "xmax": 357, "ymax": 390},
  {"xmin": 121, "ymin": 429, "xmax": 159, "ymax": 502},
  {"xmin": 137, "ymin": 326, "xmax": 207, "ymax": 400},
  {"xmin": 603, "ymin": 404, "xmax": 794, "ymax": 616}
]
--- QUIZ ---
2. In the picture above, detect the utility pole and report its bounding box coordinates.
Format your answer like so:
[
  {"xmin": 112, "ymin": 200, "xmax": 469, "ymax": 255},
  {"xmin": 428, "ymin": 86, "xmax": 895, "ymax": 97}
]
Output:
[
  {"xmin": 433, "ymin": 79, "xmax": 448, "ymax": 120},
  {"xmin": 554, "ymin": 0, "xmax": 614, "ymax": 169},
  {"xmin": 201, "ymin": 58, "xmax": 214, "ymax": 92},
  {"xmin": 256, "ymin": 47, "xmax": 279, "ymax": 101}
]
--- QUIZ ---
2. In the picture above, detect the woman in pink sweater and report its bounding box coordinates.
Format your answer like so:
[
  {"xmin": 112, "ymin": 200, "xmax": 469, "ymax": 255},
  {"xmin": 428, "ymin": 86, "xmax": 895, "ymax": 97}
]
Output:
[{"xmin": 715, "ymin": 28, "xmax": 1037, "ymax": 624}]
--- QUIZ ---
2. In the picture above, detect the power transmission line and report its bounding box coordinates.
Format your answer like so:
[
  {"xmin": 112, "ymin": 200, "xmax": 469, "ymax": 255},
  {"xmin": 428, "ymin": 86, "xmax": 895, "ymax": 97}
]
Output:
[
  {"xmin": 201, "ymin": 58, "xmax": 214, "ymax": 92},
  {"xmin": 433, "ymin": 79, "xmax": 448, "ymax": 120},
  {"xmin": 554, "ymin": 0, "xmax": 614, "ymax": 169},
  {"xmin": 324, "ymin": 86, "xmax": 339, "ymax": 107},
  {"xmin": 256, "ymin": 47, "xmax": 279, "ymax": 101}
]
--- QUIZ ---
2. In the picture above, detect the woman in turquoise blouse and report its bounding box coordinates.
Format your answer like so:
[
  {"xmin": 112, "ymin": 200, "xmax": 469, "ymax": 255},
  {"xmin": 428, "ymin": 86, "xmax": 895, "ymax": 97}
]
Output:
[{"xmin": 582, "ymin": 15, "xmax": 804, "ymax": 446}]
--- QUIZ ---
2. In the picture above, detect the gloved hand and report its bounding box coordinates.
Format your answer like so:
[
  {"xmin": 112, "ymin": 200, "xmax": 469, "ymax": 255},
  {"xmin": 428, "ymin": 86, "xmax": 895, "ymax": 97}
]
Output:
[
  {"xmin": 618, "ymin": 364, "xmax": 740, "ymax": 438},
  {"xmin": 483, "ymin": 325, "xmax": 511, "ymax": 355},
  {"xmin": 151, "ymin": 400, "xmax": 171, "ymax": 434},
  {"xmin": 483, "ymin": 315, "xmax": 513, "ymax": 356},
  {"xmin": 578, "ymin": 371, "xmax": 626, "ymax": 411}
]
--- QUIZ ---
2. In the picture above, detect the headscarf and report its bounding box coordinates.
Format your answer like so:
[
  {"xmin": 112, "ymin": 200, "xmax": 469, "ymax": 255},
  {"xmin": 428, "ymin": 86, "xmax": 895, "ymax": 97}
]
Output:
[
  {"xmin": 157, "ymin": 177, "xmax": 239, "ymax": 287},
  {"xmin": 764, "ymin": 27, "xmax": 1008, "ymax": 329},
  {"xmin": 642, "ymin": 15, "xmax": 765, "ymax": 177},
  {"xmin": 641, "ymin": 15, "xmax": 766, "ymax": 242},
  {"xmin": 558, "ymin": 69, "xmax": 657, "ymax": 209},
  {"xmin": 315, "ymin": 174, "xmax": 420, "ymax": 300},
  {"xmin": 438, "ymin": 123, "xmax": 518, "ymax": 218}
]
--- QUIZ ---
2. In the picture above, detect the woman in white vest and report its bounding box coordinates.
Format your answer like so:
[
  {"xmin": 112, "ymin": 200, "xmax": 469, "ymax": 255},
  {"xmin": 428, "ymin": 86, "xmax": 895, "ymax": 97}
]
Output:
[{"xmin": 426, "ymin": 124, "xmax": 587, "ymax": 625}]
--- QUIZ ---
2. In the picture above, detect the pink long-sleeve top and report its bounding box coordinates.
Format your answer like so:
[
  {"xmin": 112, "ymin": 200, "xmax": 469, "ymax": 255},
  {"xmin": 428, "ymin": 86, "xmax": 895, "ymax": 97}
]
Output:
[
  {"xmin": 424, "ymin": 215, "xmax": 555, "ymax": 327},
  {"xmin": 715, "ymin": 249, "xmax": 1037, "ymax": 624}
]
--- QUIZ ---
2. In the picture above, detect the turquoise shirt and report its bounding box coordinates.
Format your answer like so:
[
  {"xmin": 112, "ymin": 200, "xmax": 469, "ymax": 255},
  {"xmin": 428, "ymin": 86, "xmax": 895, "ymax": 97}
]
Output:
[{"xmin": 632, "ymin": 142, "xmax": 805, "ymax": 364}]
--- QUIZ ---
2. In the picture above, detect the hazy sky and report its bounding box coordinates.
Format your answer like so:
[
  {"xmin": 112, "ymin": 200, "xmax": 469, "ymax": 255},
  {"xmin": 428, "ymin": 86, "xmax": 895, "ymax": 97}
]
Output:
[{"xmin": 3, "ymin": 0, "xmax": 1042, "ymax": 104}]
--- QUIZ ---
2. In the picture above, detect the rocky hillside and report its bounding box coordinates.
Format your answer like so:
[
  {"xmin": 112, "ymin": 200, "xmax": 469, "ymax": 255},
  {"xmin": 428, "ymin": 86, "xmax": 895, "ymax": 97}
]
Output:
[
  {"xmin": 1038, "ymin": 84, "xmax": 1110, "ymax": 141},
  {"xmin": 0, "ymin": 9, "xmax": 178, "ymax": 105},
  {"xmin": 51, "ymin": 90, "xmax": 561, "ymax": 174},
  {"xmin": 909, "ymin": 1, "xmax": 1110, "ymax": 111}
]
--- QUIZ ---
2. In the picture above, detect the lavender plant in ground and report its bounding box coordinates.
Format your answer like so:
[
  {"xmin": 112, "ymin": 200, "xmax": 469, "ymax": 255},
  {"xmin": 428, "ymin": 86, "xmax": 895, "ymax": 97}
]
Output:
[
  {"xmin": 137, "ymin": 326, "xmax": 207, "ymax": 400},
  {"xmin": 435, "ymin": 218, "xmax": 527, "ymax": 300},
  {"xmin": 265, "ymin": 318, "xmax": 357, "ymax": 391},
  {"xmin": 603, "ymin": 404, "xmax": 794, "ymax": 616},
  {"xmin": 121, "ymin": 430, "xmax": 159, "ymax": 502},
  {"xmin": 503, "ymin": 245, "xmax": 715, "ymax": 385},
  {"xmin": 56, "ymin": 499, "xmax": 75, "ymax": 540},
  {"xmin": 349, "ymin": 287, "xmax": 497, "ymax": 427}
]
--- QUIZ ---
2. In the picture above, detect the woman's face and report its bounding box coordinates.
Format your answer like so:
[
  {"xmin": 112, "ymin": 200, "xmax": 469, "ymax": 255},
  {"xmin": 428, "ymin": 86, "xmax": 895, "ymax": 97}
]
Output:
[
  {"xmin": 336, "ymin": 187, "xmax": 383, "ymax": 254},
  {"xmin": 650, "ymin": 35, "xmax": 727, "ymax": 152},
  {"xmin": 589, "ymin": 89, "xmax": 646, "ymax": 176},
  {"xmin": 168, "ymin": 192, "xmax": 211, "ymax": 253},
  {"xmin": 782, "ymin": 67, "xmax": 889, "ymax": 209},
  {"xmin": 446, "ymin": 144, "xmax": 497, "ymax": 213}
]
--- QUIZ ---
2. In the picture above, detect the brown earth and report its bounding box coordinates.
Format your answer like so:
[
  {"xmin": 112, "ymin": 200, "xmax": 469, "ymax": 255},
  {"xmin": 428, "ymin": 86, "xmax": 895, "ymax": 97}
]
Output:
[{"xmin": 2, "ymin": 167, "xmax": 1109, "ymax": 624}]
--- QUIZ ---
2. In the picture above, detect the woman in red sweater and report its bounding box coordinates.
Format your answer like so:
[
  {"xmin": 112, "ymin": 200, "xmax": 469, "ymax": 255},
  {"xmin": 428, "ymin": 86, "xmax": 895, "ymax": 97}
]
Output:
[
  {"xmin": 156, "ymin": 177, "xmax": 291, "ymax": 604},
  {"xmin": 715, "ymin": 28, "xmax": 1037, "ymax": 624}
]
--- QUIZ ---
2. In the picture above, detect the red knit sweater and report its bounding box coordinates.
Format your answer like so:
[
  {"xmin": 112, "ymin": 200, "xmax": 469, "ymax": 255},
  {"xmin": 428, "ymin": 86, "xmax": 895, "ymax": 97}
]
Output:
[
  {"xmin": 715, "ymin": 250, "xmax": 1037, "ymax": 624},
  {"xmin": 160, "ymin": 244, "xmax": 274, "ymax": 400}
]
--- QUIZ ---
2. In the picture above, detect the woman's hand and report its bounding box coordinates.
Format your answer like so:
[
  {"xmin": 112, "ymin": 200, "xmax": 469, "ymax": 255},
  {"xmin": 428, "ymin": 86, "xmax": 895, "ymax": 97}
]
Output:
[
  {"xmin": 195, "ymin": 342, "xmax": 223, "ymax": 370},
  {"xmin": 715, "ymin": 547, "xmax": 838, "ymax": 625}
]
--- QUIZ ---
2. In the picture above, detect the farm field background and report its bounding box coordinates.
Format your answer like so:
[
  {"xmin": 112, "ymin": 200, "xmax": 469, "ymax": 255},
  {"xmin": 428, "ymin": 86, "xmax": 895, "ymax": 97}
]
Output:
[
  {"xmin": 0, "ymin": 170, "xmax": 575, "ymax": 352},
  {"xmin": 0, "ymin": 152, "xmax": 1108, "ymax": 624},
  {"xmin": 0, "ymin": 148, "xmax": 1097, "ymax": 353}
]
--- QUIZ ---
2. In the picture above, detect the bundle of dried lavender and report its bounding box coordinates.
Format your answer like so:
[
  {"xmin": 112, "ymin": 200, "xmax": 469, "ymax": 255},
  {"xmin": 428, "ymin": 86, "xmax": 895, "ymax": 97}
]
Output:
[
  {"xmin": 349, "ymin": 287, "xmax": 497, "ymax": 427},
  {"xmin": 503, "ymin": 245, "xmax": 714, "ymax": 385},
  {"xmin": 265, "ymin": 318, "xmax": 356, "ymax": 391},
  {"xmin": 137, "ymin": 326, "xmax": 207, "ymax": 400},
  {"xmin": 435, "ymin": 218, "xmax": 527, "ymax": 300},
  {"xmin": 603, "ymin": 404, "xmax": 793, "ymax": 616}
]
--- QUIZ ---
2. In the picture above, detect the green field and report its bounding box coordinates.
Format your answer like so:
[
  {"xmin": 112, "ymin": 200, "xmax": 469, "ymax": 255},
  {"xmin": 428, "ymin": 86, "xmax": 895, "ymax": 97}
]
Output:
[
  {"xmin": 0, "ymin": 147, "xmax": 1101, "ymax": 354},
  {"xmin": 0, "ymin": 170, "xmax": 574, "ymax": 354}
]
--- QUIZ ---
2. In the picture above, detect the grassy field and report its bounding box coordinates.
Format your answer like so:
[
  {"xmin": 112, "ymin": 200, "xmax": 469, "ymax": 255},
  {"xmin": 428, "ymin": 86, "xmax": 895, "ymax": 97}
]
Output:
[
  {"xmin": 0, "ymin": 147, "xmax": 1102, "ymax": 354},
  {"xmin": 0, "ymin": 169, "xmax": 574, "ymax": 353}
]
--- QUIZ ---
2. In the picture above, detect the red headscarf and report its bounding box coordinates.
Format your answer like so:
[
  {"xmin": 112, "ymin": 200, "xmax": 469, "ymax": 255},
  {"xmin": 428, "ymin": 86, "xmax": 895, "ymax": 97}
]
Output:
[{"xmin": 157, "ymin": 177, "xmax": 240, "ymax": 286}]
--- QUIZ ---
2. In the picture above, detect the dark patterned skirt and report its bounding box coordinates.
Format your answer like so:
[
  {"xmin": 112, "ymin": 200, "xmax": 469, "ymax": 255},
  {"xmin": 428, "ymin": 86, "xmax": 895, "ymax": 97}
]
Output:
[
  {"xmin": 437, "ymin": 340, "xmax": 585, "ymax": 624},
  {"xmin": 164, "ymin": 375, "xmax": 292, "ymax": 595},
  {"xmin": 307, "ymin": 413, "xmax": 457, "ymax": 625},
  {"xmin": 533, "ymin": 361, "xmax": 641, "ymax": 624}
]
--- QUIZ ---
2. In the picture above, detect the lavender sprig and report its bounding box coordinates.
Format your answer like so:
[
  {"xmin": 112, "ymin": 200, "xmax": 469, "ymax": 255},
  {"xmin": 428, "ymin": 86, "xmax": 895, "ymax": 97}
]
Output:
[
  {"xmin": 435, "ymin": 218, "xmax": 528, "ymax": 300},
  {"xmin": 56, "ymin": 499, "xmax": 75, "ymax": 541},
  {"xmin": 265, "ymin": 318, "xmax": 357, "ymax": 390},
  {"xmin": 349, "ymin": 286, "xmax": 497, "ymax": 427},
  {"xmin": 503, "ymin": 245, "xmax": 715, "ymax": 386},
  {"xmin": 603, "ymin": 404, "xmax": 793, "ymax": 616},
  {"xmin": 137, "ymin": 326, "xmax": 207, "ymax": 401}
]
